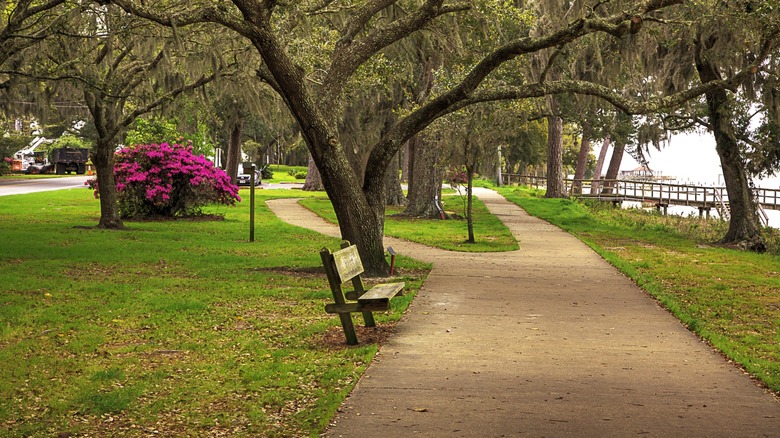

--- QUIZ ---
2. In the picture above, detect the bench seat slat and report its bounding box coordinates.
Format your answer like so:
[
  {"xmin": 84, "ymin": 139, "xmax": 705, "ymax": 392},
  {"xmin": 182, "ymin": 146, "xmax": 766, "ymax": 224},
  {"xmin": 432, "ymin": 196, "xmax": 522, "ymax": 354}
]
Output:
[
  {"xmin": 357, "ymin": 282, "xmax": 405, "ymax": 303},
  {"xmin": 325, "ymin": 301, "xmax": 390, "ymax": 313}
]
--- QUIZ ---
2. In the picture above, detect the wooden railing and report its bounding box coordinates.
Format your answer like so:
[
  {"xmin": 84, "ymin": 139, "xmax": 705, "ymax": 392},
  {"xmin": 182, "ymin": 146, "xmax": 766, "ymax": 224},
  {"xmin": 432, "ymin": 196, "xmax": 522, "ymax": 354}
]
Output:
[{"xmin": 501, "ymin": 174, "xmax": 780, "ymax": 212}]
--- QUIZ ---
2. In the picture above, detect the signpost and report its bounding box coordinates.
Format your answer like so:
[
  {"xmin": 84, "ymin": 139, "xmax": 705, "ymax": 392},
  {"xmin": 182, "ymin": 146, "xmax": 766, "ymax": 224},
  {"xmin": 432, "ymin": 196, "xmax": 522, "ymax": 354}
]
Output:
[{"xmin": 243, "ymin": 162, "xmax": 256, "ymax": 242}]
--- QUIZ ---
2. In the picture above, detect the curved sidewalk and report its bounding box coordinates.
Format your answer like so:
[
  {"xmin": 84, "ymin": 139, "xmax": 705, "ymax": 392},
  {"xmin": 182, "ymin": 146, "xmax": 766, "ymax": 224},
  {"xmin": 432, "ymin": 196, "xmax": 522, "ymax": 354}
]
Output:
[{"xmin": 267, "ymin": 189, "xmax": 778, "ymax": 437}]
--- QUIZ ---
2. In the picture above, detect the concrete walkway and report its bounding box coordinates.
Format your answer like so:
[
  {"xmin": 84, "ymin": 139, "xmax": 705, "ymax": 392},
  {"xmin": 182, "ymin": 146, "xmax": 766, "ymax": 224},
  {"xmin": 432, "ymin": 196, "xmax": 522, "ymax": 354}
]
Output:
[{"xmin": 266, "ymin": 188, "xmax": 779, "ymax": 437}]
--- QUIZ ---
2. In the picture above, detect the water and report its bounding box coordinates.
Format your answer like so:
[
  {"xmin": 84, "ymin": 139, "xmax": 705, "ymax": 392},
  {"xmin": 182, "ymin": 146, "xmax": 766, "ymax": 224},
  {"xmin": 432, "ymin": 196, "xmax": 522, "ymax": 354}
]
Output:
[{"xmin": 615, "ymin": 132, "xmax": 780, "ymax": 228}]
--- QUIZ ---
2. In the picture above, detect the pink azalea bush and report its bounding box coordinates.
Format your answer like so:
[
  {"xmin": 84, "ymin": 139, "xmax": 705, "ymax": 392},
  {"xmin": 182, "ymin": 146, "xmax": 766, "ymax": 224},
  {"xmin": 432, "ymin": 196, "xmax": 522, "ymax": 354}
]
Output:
[{"xmin": 90, "ymin": 142, "xmax": 240, "ymax": 218}]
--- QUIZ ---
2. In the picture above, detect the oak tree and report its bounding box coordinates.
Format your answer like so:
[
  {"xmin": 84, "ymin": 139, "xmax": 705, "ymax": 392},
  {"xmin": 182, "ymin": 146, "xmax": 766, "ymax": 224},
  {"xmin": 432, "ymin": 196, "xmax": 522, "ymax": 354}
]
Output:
[{"xmin": 107, "ymin": 0, "xmax": 774, "ymax": 273}]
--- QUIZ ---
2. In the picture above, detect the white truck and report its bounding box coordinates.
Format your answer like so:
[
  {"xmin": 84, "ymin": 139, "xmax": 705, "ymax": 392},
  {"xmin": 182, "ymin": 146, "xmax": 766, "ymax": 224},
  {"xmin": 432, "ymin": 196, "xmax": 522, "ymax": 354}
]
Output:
[{"xmin": 13, "ymin": 137, "xmax": 52, "ymax": 173}]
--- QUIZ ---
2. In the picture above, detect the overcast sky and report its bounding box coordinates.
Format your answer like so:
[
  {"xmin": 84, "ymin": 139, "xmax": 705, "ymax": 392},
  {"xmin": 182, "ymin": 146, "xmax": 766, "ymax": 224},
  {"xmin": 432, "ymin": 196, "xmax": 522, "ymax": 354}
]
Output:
[
  {"xmin": 614, "ymin": 132, "xmax": 780, "ymax": 227},
  {"xmin": 618, "ymin": 132, "xmax": 780, "ymax": 188}
]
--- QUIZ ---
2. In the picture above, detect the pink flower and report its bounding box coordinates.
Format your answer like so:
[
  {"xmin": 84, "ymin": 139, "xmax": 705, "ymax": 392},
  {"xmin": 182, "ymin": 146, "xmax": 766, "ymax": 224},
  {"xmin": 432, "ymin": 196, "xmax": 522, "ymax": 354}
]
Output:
[{"xmin": 99, "ymin": 141, "xmax": 239, "ymax": 218}]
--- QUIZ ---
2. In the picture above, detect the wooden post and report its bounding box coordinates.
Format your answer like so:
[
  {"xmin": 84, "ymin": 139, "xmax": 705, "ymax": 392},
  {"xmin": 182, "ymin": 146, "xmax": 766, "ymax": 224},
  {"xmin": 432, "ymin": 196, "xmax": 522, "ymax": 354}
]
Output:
[{"xmin": 320, "ymin": 247, "xmax": 359, "ymax": 345}]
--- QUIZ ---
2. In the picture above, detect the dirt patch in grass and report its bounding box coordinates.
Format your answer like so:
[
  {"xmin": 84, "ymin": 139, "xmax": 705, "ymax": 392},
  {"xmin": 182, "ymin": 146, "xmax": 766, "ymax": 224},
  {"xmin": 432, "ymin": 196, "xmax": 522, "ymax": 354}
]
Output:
[
  {"xmin": 254, "ymin": 266, "xmax": 425, "ymax": 283},
  {"xmin": 320, "ymin": 323, "xmax": 398, "ymax": 350}
]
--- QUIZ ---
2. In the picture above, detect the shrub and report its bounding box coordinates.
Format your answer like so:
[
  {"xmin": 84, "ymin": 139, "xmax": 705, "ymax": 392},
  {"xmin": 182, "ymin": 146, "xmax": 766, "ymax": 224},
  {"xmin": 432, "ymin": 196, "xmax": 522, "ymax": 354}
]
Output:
[
  {"xmin": 446, "ymin": 165, "xmax": 468, "ymax": 187},
  {"xmin": 260, "ymin": 164, "xmax": 273, "ymax": 180},
  {"xmin": 51, "ymin": 134, "xmax": 89, "ymax": 149},
  {"xmin": 1, "ymin": 157, "xmax": 11, "ymax": 175},
  {"xmin": 294, "ymin": 171, "xmax": 307, "ymax": 180},
  {"xmin": 89, "ymin": 142, "xmax": 240, "ymax": 218}
]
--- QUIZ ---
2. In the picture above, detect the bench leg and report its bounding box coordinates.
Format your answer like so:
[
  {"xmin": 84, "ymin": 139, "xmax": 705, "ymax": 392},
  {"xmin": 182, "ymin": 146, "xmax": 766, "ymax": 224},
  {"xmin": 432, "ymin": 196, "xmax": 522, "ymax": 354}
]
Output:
[
  {"xmin": 338, "ymin": 313, "xmax": 359, "ymax": 345},
  {"xmin": 362, "ymin": 311, "xmax": 376, "ymax": 328}
]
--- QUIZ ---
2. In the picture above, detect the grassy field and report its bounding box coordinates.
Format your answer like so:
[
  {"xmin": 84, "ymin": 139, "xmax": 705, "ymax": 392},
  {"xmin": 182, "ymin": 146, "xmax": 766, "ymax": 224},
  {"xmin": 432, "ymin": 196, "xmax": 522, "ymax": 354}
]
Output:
[
  {"xmin": 4, "ymin": 181, "xmax": 777, "ymax": 437},
  {"xmin": 263, "ymin": 165, "xmax": 307, "ymax": 184},
  {"xmin": 299, "ymin": 194, "xmax": 518, "ymax": 252},
  {"xmin": 498, "ymin": 185, "xmax": 780, "ymax": 394},
  {"xmin": 0, "ymin": 188, "xmax": 428, "ymax": 437}
]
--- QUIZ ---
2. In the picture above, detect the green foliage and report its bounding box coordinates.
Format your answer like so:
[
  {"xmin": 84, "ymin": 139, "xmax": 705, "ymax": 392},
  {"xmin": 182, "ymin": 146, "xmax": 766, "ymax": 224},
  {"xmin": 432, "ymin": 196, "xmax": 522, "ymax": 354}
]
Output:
[
  {"xmin": 0, "ymin": 134, "xmax": 32, "ymax": 160},
  {"xmin": 288, "ymin": 168, "xmax": 307, "ymax": 179},
  {"xmin": 51, "ymin": 134, "xmax": 90, "ymax": 150},
  {"xmin": 259, "ymin": 164, "xmax": 273, "ymax": 179},
  {"xmin": 503, "ymin": 119, "xmax": 547, "ymax": 173},
  {"xmin": 498, "ymin": 186, "xmax": 780, "ymax": 393},
  {"xmin": 0, "ymin": 135, "xmax": 42, "ymax": 174},
  {"xmin": 0, "ymin": 189, "xmax": 428, "ymax": 436},
  {"xmin": 125, "ymin": 118, "xmax": 182, "ymax": 147},
  {"xmin": 125, "ymin": 117, "xmax": 214, "ymax": 156}
]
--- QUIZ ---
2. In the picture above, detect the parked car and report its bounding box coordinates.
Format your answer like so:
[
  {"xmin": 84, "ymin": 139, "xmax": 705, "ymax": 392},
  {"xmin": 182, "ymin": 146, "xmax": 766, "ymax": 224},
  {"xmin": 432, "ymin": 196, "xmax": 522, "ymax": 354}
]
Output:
[{"xmin": 237, "ymin": 170, "xmax": 261, "ymax": 186}]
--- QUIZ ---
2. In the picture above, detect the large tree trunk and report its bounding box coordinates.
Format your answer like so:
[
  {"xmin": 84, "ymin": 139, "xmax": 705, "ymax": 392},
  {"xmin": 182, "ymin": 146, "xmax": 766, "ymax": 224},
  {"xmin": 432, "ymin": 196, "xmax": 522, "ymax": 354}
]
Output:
[
  {"xmin": 601, "ymin": 140, "xmax": 625, "ymax": 195},
  {"xmin": 572, "ymin": 123, "xmax": 592, "ymax": 195},
  {"xmin": 84, "ymin": 90, "xmax": 124, "ymax": 230},
  {"xmin": 591, "ymin": 135, "xmax": 611, "ymax": 194},
  {"xmin": 403, "ymin": 133, "xmax": 442, "ymax": 218},
  {"xmin": 401, "ymin": 140, "xmax": 410, "ymax": 182},
  {"xmin": 496, "ymin": 145, "xmax": 503, "ymax": 187},
  {"xmin": 466, "ymin": 164, "xmax": 475, "ymax": 243},
  {"xmin": 385, "ymin": 151, "xmax": 406, "ymax": 206},
  {"xmin": 302, "ymin": 155, "xmax": 324, "ymax": 191},
  {"xmin": 695, "ymin": 39, "xmax": 765, "ymax": 251},
  {"xmin": 93, "ymin": 137, "xmax": 124, "ymax": 229},
  {"xmin": 317, "ymin": 150, "xmax": 390, "ymax": 276},
  {"xmin": 224, "ymin": 119, "xmax": 244, "ymax": 185},
  {"xmin": 545, "ymin": 114, "xmax": 567, "ymax": 198}
]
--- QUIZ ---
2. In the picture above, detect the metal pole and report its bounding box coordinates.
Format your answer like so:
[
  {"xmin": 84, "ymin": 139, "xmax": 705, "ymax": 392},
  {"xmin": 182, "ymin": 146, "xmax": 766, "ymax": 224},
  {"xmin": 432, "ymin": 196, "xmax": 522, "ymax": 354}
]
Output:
[
  {"xmin": 387, "ymin": 246, "xmax": 396, "ymax": 276},
  {"xmin": 250, "ymin": 164, "xmax": 256, "ymax": 243}
]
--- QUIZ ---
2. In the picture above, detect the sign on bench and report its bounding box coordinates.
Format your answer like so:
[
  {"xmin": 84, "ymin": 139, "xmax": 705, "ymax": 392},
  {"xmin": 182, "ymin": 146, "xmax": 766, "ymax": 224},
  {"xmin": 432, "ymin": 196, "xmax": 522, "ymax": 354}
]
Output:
[{"xmin": 320, "ymin": 241, "xmax": 404, "ymax": 345}]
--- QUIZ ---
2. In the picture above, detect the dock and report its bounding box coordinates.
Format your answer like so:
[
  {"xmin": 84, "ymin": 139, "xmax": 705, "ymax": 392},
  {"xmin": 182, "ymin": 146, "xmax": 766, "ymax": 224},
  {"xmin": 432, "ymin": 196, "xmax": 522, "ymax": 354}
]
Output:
[{"xmin": 501, "ymin": 174, "xmax": 780, "ymax": 225}]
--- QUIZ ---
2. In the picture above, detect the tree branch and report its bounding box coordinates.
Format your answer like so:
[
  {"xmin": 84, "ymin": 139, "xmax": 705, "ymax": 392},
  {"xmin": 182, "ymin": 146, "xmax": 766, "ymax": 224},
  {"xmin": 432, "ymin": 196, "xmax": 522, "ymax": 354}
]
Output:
[
  {"xmin": 119, "ymin": 71, "xmax": 218, "ymax": 130},
  {"xmin": 338, "ymin": 0, "xmax": 399, "ymax": 45},
  {"xmin": 362, "ymin": 0, "xmax": 686, "ymax": 178},
  {"xmin": 325, "ymin": 0, "xmax": 469, "ymax": 97},
  {"xmin": 107, "ymin": 0, "xmax": 253, "ymax": 36}
]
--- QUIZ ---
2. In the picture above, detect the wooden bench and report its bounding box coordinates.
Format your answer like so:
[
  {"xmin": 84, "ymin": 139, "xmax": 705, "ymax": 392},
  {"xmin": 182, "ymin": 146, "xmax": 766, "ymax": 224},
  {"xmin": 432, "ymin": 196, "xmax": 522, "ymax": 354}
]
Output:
[{"xmin": 320, "ymin": 241, "xmax": 405, "ymax": 345}]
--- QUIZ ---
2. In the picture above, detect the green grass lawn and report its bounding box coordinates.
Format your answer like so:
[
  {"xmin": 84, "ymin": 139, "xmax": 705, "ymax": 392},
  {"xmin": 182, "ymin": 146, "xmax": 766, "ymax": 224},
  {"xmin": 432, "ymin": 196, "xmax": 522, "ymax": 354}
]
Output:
[
  {"xmin": 498, "ymin": 185, "xmax": 780, "ymax": 394},
  {"xmin": 4, "ymin": 181, "xmax": 777, "ymax": 437},
  {"xmin": 0, "ymin": 188, "xmax": 428, "ymax": 437},
  {"xmin": 299, "ymin": 194, "xmax": 519, "ymax": 252},
  {"xmin": 263, "ymin": 164, "xmax": 307, "ymax": 184}
]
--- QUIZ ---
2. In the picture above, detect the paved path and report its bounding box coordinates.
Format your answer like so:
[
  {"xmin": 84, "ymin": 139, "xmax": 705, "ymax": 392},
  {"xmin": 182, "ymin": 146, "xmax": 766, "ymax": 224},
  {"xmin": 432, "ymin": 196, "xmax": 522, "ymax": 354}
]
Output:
[
  {"xmin": 266, "ymin": 188, "xmax": 779, "ymax": 437},
  {"xmin": 0, "ymin": 176, "xmax": 89, "ymax": 196}
]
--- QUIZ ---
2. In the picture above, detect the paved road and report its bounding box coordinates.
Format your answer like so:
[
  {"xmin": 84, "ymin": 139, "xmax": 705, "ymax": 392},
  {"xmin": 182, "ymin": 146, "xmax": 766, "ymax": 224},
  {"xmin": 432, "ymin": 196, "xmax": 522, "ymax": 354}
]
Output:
[
  {"xmin": 267, "ymin": 188, "xmax": 779, "ymax": 437},
  {"xmin": 0, "ymin": 177, "xmax": 301, "ymax": 198},
  {"xmin": 0, "ymin": 176, "xmax": 90, "ymax": 197}
]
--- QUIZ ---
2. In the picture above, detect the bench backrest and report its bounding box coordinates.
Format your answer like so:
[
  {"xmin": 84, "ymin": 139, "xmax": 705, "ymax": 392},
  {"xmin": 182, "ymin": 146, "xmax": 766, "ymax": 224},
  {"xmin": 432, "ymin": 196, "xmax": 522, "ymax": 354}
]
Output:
[
  {"xmin": 330, "ymin": 245, "xmax": 364, "ymax": 283},
  {"xmin": 320, "ymin": 241, "xmax": 367, "ymax": 303}
]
